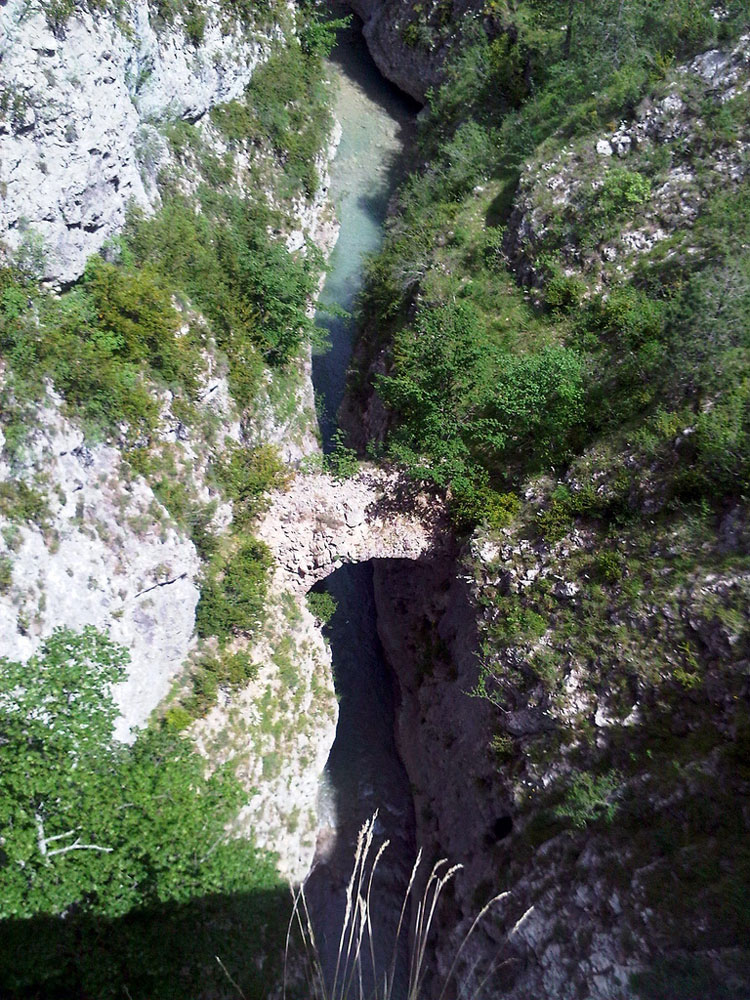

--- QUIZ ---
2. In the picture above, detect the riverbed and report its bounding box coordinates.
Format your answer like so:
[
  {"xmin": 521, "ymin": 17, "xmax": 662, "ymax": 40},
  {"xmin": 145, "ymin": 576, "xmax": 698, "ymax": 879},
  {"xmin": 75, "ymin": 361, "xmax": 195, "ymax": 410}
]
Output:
[{"xmin": 304, "ymin": 21, "xmax": 418, "ymax": 999}]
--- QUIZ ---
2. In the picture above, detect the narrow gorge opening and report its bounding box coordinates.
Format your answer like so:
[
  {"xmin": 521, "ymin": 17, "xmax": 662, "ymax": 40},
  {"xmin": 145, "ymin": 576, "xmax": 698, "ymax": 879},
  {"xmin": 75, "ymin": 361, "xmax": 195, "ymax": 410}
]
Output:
[
  {"xmin": 303, "ymin": 550, "xmax": 466, "ymax": 998},
  {"xmin": 303, "ymin": 18, "xmax": 431, "ymax": 995},
  {"xmin": 311, "ymin": 15, "xmax": 418, "ymax": 450},
  {"xmin": 304, "ymin": 561, "xmax": 415, "ymax": 996}
]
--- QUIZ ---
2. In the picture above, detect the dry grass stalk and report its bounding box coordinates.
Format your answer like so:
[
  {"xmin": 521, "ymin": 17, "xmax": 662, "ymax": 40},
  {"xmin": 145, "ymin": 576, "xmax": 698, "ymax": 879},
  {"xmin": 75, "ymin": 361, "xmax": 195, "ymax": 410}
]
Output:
[{"xmin": 285, "ymin": 813, "xmax": 508, "ymax": 1000}]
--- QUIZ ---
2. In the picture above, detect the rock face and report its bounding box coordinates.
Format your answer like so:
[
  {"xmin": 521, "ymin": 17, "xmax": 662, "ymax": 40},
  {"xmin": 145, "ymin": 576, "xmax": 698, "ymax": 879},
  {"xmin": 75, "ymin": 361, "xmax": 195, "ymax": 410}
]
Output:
[
  {"xmin": 504, "ymin": 33, "xmax": 750, "ymax": 291},
  {"xmin": 0, "ymin": 0, "xmax": 275, "ymax": 284},
  {"xmin": 0, "ymin": 398, "xmax": 202, "ymax": 743},
  {"xmin": 372, "ymin": 554, "xmax": 643, "ymax": 1000},
  {"xmin": 346, "ymin": 0, "xmax": 483, "ymax": 102},
  {"xmin": 256, "ymin": 465, "xmax": 451, "ymax": 593},
  {"xmin": 195, "ymin": 594, "xmax": 338, "ymax": 884}
]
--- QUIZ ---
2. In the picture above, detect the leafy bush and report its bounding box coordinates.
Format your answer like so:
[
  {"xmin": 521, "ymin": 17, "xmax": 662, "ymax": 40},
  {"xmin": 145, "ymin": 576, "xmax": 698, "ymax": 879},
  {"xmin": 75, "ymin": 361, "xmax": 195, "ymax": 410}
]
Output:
[
  {"xmin": 449, "ymin": 479, "xmax": 520, "ymax": 531},
  {"xmin": 325, "ymin": 430, "xmax": 359, "ymax": 480},
  {"xmin": 125, "ymin": 189, "xmax": 319, "ymax": 407},
  {"xmin": 306, "ymin": 588, "xmax": 338, "ymax": 624},
  {"xmin": 210, "ymin": 39, "xmax": 333, "ymax": 197},
  {"xmin": 594, "ymin": 549, "xmax": 624, "ymax": 584},
  {"xmin": 195, "ymin": 539, "xmax": 272, "ymax": 641},
  {"xmin": 487, "ymin": 594, "xmax": 547, "ymax": 644},
  {"xmin": 213, "ymin": 442, "xmax": 291, "ymax": 526},
  {"xmin": 0, "ymin": 253, "xmax": 201, "ymax": 440},
  {"xmin": 0, "ymin": 627, "xmax": 285, "ymax": 997},
  {"xmin": 185, "ymin": 649, "xmax": 260, "ymax": 717},
  {"xmin": 0, "ymin": 481, "xmax": 50, "ymax": 527},
  {"xmin": 0, "ymin": 627, "xmax": 278, "ymax": 920},
  {"xmin": 0, "ymin": 555, "xmax": 12, "ymax": 593},
  {"xmin": 593, "ymin": 168, "xmax": 652, "ymax": 221},
  {"xmin": 554, "ymin": 769, "xmax": 622, "ymax": 829}
]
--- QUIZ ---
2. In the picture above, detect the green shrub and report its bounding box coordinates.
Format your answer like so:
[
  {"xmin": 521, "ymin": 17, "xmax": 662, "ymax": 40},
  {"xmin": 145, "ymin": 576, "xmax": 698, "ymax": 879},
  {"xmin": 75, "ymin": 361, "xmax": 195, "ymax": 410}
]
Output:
[
  {"xmin": 594, "ymin": 168, "xmax": 652, "ymax": 220},
  {"xmin": 0, "ymin": 482, "xmax": 50, "ymax": 527},
  {"xmin": 554, "ymin": 769, "xmax": 622, "ymax": 829},
  {"xmin": 449, "ymin": 479, "xmax": 520, "ymax": 531},
  {"xmin": 184, "ymin": 8, "xmax": 206, "ymax": 44},
  {"xmin": 594, "ymin": 549, "xmax": 624, "ymax": 584},
  {"xmin": 163, "ymin": 705, "xmax": 193, "ymax": 731},
  {"xmin": 306, "ymin": 589, "xmax": 338, "ymax": 624},
  {"xmin": 125, "ymin": 189, "xmax": 318, "ymax": 405},
  {"xmin": 487, "ymin": 594, "xmax": 547, "ymax": 644},
  {"xmin": 0, "ymin": 555, "xmax": 12, "ymax": 593},
  {"xmin": 185, "ymin": 648, "xmax": 260, "ymax": 717},
  {"xmin": 213, "ymin": 442, "xmax": 291, "ymax": 525},
  {"xmin": 209, "ymin": 39, "xmax": 333, "ymax": 198},
  {"xmin": 325, "ymin": 430, "xmax": 359, "ymax": 480},
  {"xmin": 195, "ymin": 539, "xmax": 272, "ymax": 641}
]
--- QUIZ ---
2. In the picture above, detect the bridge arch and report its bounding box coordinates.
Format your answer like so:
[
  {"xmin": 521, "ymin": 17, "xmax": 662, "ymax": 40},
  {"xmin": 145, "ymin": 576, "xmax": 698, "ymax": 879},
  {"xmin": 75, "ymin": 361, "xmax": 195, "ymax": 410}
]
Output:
[{"xmin": 256, "ymin": 465, "xmax": 451, "ymax": 594}]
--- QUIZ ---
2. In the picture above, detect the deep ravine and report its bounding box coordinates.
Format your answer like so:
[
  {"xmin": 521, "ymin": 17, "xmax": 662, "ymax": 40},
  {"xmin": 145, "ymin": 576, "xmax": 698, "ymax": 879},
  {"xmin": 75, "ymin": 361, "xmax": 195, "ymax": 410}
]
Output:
[{"xmin": 304, "ymin": 21, "xmax": 420, "ymax": 997}]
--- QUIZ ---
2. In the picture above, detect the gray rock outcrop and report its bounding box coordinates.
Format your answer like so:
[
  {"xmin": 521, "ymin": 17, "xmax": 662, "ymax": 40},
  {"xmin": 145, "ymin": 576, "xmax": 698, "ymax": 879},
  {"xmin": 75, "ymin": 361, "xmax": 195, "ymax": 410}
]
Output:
[
  {"xmin": 0, "ymin": 399, "xmax": 201, "ymax": 743},
  {"xmin": 346, "ymin": 0, "xmax": 483, "ymax": 103},
  {"xmin": 0, "ymin": 0, "xmax": 276, "ymax": 284},
  {"xmin": 256, "ymin": 465, "xmax": 451, "ymax": 593}
]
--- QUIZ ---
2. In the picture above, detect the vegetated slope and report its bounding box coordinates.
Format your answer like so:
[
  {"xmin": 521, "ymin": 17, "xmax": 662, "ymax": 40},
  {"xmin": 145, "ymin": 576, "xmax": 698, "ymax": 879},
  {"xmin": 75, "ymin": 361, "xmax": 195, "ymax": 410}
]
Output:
[
  {"xmin": 0, "ymin": 3, "xmax": 342, "ymax": 996},
  {"xmin": 351, "ymin": 2, "xmax": 750, "ymax": 997}
]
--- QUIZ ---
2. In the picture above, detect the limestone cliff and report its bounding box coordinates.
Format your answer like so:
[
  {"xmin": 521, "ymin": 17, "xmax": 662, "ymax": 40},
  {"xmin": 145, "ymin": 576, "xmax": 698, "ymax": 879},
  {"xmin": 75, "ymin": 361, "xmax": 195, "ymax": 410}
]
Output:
[
  {"xmin": 0, "ymin": 0, "xmax": 281, "ymax": 285},
  {"xmin": 0, "ymin": 0, "xmax": 341, "ymax": 880}
]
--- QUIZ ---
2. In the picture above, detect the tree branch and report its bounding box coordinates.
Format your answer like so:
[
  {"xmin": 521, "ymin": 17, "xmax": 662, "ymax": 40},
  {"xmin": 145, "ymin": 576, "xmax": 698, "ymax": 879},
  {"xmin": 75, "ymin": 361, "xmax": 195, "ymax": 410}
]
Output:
[{"xmin": 47, "ymin": 839, "xmax": 113, "ymax": 857}]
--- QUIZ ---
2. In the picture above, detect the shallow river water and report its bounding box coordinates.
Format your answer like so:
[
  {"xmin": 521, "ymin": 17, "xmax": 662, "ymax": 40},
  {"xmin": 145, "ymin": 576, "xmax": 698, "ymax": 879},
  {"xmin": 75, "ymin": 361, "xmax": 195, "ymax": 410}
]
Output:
[{"xmin": 304, "ymin": 22, "xmax": 419, "ymax": 999}]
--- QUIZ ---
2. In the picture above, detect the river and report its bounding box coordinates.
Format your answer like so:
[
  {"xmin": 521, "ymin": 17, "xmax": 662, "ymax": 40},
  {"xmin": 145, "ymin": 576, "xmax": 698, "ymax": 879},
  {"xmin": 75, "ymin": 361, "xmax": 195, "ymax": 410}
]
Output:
[{"xmin": 304, "ymin": 20, "xmax": 419, "ymax": 1000}]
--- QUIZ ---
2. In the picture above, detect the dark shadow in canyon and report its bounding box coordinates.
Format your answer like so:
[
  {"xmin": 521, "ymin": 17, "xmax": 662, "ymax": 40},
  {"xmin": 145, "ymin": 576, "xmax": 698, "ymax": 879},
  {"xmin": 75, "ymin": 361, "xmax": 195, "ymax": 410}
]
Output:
[
  {"xmin": 304, "ymin": 560, "xmax": 416, "ymax": 1000},
  {"xmin": 0, "ymin": 887, "xmax": 291, "ymax": 1000}
]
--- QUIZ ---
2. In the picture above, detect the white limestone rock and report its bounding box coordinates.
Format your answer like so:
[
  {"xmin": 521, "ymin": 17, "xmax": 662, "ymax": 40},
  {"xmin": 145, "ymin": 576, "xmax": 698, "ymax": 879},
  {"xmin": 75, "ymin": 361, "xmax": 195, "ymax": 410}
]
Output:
[
  {"xmin": 0, "ymin": 0, "xmax": 275, "ymax": 285},
  {"xmin": 0, "ymin": 395, "xmax": 201, "ymax": 742}
]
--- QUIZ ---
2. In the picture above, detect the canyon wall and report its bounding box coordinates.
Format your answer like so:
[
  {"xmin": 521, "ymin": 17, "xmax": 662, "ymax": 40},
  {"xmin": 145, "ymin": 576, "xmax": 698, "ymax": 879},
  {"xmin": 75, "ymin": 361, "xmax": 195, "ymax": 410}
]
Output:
[
  {"xmin": 0, "ymin": 0, "xmax": 340, "ymax": 880},
  {"xmin": 0, "ymin": 0, "xmax": 280, "ymax": 284}
]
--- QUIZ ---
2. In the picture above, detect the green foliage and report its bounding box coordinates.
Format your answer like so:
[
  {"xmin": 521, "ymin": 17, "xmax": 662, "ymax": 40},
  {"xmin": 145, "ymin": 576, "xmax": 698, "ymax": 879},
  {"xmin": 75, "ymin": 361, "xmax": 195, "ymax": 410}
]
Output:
[
  {"xmin": 0, "ymin": 481, "xmax": 50, "ymax": 527},
  {"xmin": 125, "ymin": 190, "xmax": 318, "ymax": 407},
  {"xmin": 594, "ymin": 549, "xmax": 624, "ymax": 584},
  {"xmin": 0, "ymin": 628, "xmax": 277, "ymax": 919},
  {"xmin": 195, "ymin": 539, "xmax": 272, "ymax": 642},
  {"xmin": 632, "ymin": 956, "xmax": 745, "ymax": 1000},
  {"xmin": 299, "ymin": 12, "xmax": 351, "ymax": 57},
  {"xmin": 475, "ymin": 345, "xmax": 585, "ymax": 466},
  {"xmin": 486, "ymin": 593, "xmax": 547, "ymax": 644},
  {"xmin": 593, "ymin": 168, "xmax": 651, "ymax": 221},
  {"xmin": 0, "ymin": 554, "xmax": 12, "ymax": 593},
  {"xmin": 325, "ymin": 429, "xmax": 359, "ymax": 480},
  {"xmin": 554, "ymin": 769, "xmax": 622, "ymax": 829},
  {"xmin": 376, "ymin": 301, "xmax": 487, "ymax": 486},
  {"xmin": 0, "ymin": 253, "xmax": 200, "ymax": 440},
  {"xmin": 185, "ymin": 649, "xmax": 260, "ymax": 718},
  {"xmin": 0, "ymin": 628, "xmax": 284, "ymax": 997},
  {"xmin": 449, "ymin": 479, "xmax": 520, "ymax": 532},
  {"xmin": 39, "ymin": 0, "xmax": 112, "ymax": 34},
  {"xmin": 82, "ymin": 257, "xmax": 193, "ymax": 383},
  {"xmin": 306, "ymin": 588, "xmax": 338, "ymax": 624},
  {"xmin": 213, "ymin": 442, "xmax": 291, "ymax": 526},
  {"xmin": 210, "ymin": 39, "xmax": 333, "ymax": 197}
]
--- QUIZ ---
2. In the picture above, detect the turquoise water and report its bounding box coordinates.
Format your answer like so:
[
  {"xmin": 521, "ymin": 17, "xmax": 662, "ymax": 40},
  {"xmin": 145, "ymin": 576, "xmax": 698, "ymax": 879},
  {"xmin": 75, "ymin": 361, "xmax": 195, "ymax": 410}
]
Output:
[{"xmin": 312, "ymin": 22, "xmax": 415, "ymax": 449}]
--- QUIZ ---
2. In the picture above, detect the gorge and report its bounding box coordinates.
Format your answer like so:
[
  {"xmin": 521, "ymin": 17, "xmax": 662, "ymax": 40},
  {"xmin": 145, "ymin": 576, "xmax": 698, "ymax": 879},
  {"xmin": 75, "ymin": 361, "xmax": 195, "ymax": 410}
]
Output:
[{"xmin": 1, "ymin": 2, "xmax": 750, "ymax": 1000}]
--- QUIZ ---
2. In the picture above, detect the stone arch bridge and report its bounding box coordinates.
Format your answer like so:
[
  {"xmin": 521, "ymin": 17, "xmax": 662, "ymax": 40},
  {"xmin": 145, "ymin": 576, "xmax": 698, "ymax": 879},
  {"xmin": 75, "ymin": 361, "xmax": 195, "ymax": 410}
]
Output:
[{"xmin": 256, "ymin": 465, "xmax": 452, "ymax": 595}]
